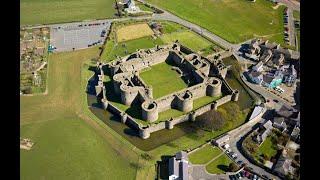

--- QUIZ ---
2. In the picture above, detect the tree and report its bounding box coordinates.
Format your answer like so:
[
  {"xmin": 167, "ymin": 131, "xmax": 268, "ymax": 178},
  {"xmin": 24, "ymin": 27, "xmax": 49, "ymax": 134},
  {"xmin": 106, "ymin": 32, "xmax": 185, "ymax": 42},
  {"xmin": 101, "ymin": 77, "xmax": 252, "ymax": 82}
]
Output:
[
  {"xmin": 229, "ymin": 162, "xmax": 239, "ymax": 172},
  {"xmin": 196, "ymin": 110, "xmax": 225, "ymax": 131}
]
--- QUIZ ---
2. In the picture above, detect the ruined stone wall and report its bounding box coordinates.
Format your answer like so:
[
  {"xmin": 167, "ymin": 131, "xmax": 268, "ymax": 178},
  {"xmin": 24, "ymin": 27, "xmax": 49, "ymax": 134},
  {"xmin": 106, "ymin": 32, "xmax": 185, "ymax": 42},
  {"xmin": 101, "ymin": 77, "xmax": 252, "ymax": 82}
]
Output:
[
  {"xmin": 219, "ymin": 50, "xmax": 233, "ymax": 59},
  {"xmin": 155, "ymin": 95, "xmax": 176, "ymax": 112},
  {"xmin": 216, "ymin": 95, "xmax": 232, "ymax": 106}
]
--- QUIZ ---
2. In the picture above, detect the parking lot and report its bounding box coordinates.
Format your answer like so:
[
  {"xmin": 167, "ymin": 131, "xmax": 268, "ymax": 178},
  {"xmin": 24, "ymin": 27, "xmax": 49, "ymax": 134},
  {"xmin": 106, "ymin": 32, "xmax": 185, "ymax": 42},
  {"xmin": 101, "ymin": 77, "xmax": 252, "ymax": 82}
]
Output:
[{"xmin": 50, "ymin": 21, "xmax": 111, "ymax": 52}]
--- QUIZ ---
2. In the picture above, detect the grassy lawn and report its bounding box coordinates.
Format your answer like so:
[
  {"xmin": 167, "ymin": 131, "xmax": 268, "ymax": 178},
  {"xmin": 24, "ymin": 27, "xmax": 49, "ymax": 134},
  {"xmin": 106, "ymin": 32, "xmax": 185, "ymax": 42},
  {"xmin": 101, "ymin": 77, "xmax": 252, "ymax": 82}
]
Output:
[
  {"xmin": 205, "ymin": 154, "xmax": 233, "ymax": 174},
  {"xmin": 101, "ymin": 36, "xmax": 164, "ymax": 62},
  {"xmin": 20, "ymin": 47, "xmax": 138, "ymax": 179},
  {"xmin": 116, "ymin": 23, "xmax": 154, "ymax": 42},
  {"xmin": 255, "ymin": 136, "xmax": 278, "ymax": 159},
  {"xmin": 20, "ymin": 0, "xmax": 116, "ymax": 25},
  {"xmin": 293, "ymin": 10, "xmax": 300, "ymax": 20},
  {"xmin": 160, "ymin": 30, "xmax": 213, "ymax": 52},
  {"xmin": 140, "ymin": 62, "xmax": 188, "ymax": 98},
  {"xmin": 189, "ymin": 145, "xmax": 222, "ymax": 164},
  {"xmin": 101, "ymin": 20, "xmax": 222, "ymax": 62},
  {"xmin": 147, "ymin": 0, "xmax": 285, "ymax": 44}
]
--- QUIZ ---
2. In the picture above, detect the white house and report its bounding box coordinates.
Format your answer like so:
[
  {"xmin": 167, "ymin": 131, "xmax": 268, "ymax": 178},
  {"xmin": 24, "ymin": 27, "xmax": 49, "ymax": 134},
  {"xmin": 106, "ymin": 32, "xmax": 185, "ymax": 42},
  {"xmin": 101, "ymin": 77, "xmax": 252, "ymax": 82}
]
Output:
[
  {"xmin": 248, "ymin": 70, "xmax": 263, "ymax": 85},
  {"xmin": 252, "ymin": 61, "xmax": 264, "ymax": 72}
]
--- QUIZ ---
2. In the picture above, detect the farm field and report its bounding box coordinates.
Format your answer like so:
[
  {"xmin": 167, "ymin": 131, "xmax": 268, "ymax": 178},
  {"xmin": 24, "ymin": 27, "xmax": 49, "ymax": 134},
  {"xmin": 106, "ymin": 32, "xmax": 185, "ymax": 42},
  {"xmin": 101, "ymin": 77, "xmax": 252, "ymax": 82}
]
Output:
[
  {"xmin": 20, "ymin": 0, "xmax": 116, "ymax": 25},
  {"xmin": 188, "ymin": 145, "xmax": 222, "ymax": 165},
  {"xmin": 140, "ymin": 62, "xmax": 188, "ymax": 98},
  {"xmin": 20, "ymin": 47, "xmax": 138, "ymax": 179},
  {"xmin": 146, "ymin": 0, "xmax": 285, "ymax": 44},
  {"xmin": 116, "ymin": 23, "xmax": 154, "ymax": 42}
]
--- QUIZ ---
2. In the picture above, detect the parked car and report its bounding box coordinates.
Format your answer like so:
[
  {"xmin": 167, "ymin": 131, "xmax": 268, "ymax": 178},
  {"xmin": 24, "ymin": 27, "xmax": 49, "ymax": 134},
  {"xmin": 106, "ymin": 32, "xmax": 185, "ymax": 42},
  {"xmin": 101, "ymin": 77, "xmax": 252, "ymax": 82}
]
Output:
[
  {"xmin": 240, "ymin": 171, "xmax": 245, "ymax": 177},
  {"xmin": 226, "ymin": 149, "xmax": 231, "ymax": 153},
  {"xmin": 236, "ymin": 173, "xmax": 242, "ymax": 179},
  {"xmin": 237, "ymin": 160, "xmax": 243, "ymax": 166}
]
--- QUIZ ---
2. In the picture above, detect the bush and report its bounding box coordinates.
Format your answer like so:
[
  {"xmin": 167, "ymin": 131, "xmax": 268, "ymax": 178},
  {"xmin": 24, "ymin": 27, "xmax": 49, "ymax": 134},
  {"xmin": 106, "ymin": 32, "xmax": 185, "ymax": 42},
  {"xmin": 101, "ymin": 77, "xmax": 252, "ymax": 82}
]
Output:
[
  {"xmin": 141, "ymin": 153, "xmax": 152, "ymax": 160},
  {"xmin": 229, "ymin": 162, "xmax": 239, "ymax": 172},
  {"xmin": 196, "ymin": 110, "xmax": 225, "ymax": 131}
]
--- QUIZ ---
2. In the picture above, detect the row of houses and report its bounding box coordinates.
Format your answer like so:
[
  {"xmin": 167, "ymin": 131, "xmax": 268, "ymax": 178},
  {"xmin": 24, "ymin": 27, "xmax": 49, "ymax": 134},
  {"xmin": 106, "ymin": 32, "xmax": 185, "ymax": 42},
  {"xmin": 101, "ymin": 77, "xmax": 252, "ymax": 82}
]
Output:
[
  {"xmin": 253, "ymin": 105, "xmax": 300, "ymax": 145},
  {"xmin": 244, "ymin": 39, "xmax": 299, "ymax": 88}
]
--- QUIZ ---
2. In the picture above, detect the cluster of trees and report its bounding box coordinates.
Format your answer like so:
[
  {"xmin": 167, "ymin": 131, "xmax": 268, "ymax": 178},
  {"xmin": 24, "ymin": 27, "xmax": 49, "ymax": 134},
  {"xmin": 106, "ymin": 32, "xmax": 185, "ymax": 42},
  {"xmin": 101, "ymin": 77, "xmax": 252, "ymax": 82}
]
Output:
[{"xmin": 195, "ymin": 110, "xmax": 226, "ymax": 132}]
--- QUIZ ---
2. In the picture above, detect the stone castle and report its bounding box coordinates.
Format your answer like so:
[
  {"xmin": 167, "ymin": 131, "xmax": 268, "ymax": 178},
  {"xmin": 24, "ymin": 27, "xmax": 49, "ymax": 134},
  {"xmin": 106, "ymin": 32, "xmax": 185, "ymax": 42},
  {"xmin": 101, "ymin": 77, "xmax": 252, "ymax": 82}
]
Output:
[{"xmin": 94, "ymin": 42, "xmax": 239, "ymax": 139}]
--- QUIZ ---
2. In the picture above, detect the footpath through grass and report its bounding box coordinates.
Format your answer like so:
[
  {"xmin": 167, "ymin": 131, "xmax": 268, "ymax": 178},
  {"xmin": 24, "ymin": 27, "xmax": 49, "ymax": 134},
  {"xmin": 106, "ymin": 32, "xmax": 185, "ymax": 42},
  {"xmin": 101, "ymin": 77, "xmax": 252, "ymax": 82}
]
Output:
[
  {"xmin": 20, "ymin": 47, "xmax": 138, "ymax": 179},
  {"xmin": 146, "ymin": 0, "xmax": 285, "ymax": 44},
  {"xmin": 205, "ymin": 154, "xmax": 233, "ymax": 174},
  {"xmin": 189, "ymin": 145, "xmax": 222, "ymax": 165},
  {"xmin": 20, "ymin": 0, "xmax": 116, "ymax": 25}
]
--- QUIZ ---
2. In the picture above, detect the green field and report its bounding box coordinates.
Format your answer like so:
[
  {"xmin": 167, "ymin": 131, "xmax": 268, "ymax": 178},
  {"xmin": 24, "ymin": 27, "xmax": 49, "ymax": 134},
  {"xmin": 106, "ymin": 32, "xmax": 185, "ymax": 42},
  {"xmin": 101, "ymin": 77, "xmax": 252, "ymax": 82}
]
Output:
[
  {"xmin": 101, "ymin": 36, "xmax": 164, "ymax": 62},
  {"xmin": 161, "ymin": 30, "xmax": 213, "ymax": 52},
  {"xmin": 146, "ymin": 0, "xmax": 285, "ymax": 44},
  {"xmin": 100, "ymin": 21, "xmax": 221, "ymax": 62},
  {"xmin": 205, "ymin": 154, "xmax": 233, "ymax": 174},
  {"xmin": 20, "ymin": 47, "xmax": 138, "ymax": 179},
  {"xmin": 20, "ymin": 0, "xmax": 116, "ymax": 25},
  {"xmin": 140, "ymin": 62, "xmax": 188, "ymax": 98},
  {"xmin": 189, "ymin": 145, "xmax": 222, "ymax": 164}
]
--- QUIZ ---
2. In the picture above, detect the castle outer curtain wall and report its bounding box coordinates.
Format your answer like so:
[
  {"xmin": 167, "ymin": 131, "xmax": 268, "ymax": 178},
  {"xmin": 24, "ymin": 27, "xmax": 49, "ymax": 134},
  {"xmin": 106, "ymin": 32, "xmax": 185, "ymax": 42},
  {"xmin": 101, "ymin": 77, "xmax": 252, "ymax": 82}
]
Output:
[{"xmin": 95, "ymin": 42, "xmax": 239, "ymax": 139}]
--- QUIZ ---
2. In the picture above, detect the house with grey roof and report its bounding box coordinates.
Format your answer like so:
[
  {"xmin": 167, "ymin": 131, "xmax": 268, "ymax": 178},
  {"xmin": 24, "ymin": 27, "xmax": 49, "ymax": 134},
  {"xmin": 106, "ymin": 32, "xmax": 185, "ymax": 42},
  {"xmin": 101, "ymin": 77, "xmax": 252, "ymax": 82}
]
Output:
[
  {"xmin": 248, "ymin": 70, "xmax": 263, "ymax": 85},
  {"xmin": 273, "ymin": 153, "xmax": 295, "ymax": 178},
  {"xmin": 277, "ymin": 105, "xmax": 296, "ymax": 119},
  {"xmin": 253, "ymin": 120, "xmax": 273, "ymax": 145},
  {"xmin": 273, "ymin": 117, "xmax": 287, "ymax": 132},
  {"xmin": 290, "ymin": 125, "xmax": 300, "ymax": 143},
  {"xmin": 252, "ymin": 61, "xmax": 264, "ymax": 72},
  {"xmin": 169, "ymin": 151, "xmax": 189, "ymax": 180}
]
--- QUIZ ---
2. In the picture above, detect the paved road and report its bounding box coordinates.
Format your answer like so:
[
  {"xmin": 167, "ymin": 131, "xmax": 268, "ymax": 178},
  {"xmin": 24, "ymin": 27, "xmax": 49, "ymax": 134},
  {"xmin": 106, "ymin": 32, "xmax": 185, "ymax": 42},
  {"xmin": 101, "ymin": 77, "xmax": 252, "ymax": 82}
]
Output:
[
  {"xmin": 226, "ymin": 117, "xmax": 281, "ymax": 180},
  {"xmin": 189, "ymin": 165, "xmax": 230, "ymax": 180},
  {"xmin": 276, "ymin": 0, "xmax": 300, "ymax": 11},
  {"xmin": 152, "ymin": 12, "xmax": 234, "ymax": 49},
  {"xmin": 287, "ymin": 8, "xmax": 296, "ymax": 47}
]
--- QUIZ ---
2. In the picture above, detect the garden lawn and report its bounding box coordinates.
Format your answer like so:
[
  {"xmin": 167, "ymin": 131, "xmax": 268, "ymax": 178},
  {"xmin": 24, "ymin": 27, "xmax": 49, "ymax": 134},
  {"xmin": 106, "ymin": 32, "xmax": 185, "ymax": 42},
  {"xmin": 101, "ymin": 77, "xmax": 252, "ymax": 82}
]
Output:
[
  {"xmin": 255, "ymin": 136, "xmax": 278, "ymax": 159},
  {"xmin": 147, "ymin": 0, "xmax": 285, "ymax": 44},
  {"xmin": 205, "ymin": 154, "xmax": 233, "ymax": 174},
  {"xmin": 293, "ymin": 10, "xmax": 300, "ymax": 20},
  {"xmin": 20, "ymin": 47, "xmax": 138, "ymax": 179},
  {"xmin": 189, "ymin": 145, "xmax": 222, "ymax": 164},
  {"xmin": 160, "ymin": 30, "xmax": 212, "ymax": 52},
  {"xmin": 140, "ymin": 62, "xmax": 188, "ymax": 98},
  {"xmin": 20, "ymin": 0, "xmax": 116, "ymax": 25}
]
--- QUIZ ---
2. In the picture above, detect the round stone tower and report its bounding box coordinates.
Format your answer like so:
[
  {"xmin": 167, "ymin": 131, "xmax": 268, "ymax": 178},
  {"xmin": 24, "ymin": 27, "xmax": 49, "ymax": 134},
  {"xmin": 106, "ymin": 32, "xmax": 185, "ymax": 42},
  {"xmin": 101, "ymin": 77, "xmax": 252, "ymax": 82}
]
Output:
[
  {"xmin": 120, "ymin": 83, "xmax": 137, "ymax": 106},
  {"xmin": 232, "ymin": 90, "xmax": 239, "ymax": 102},
  {"xmin": 101, "ymin": 98, "xmax": 109, "ymax": 110},
  {"xmin": 207, "ymin": 77, "xmax": 222, "ymax": 97},
  {"xmin": 141, "ymin": 100, "xmax": 159, "ymax": 122},
  {"xmin": 189, "ymin": 111, "xmax": 196, "ymax": 122},
  {"xmin": 139, "ymin": 128, "xmax": 150, "ymax": 139},
  {"xmin": 166, "ymin": 119, "xmax": 174, "ymax": 129},
  {"xmin": 176, "ymin": 91, "xmax": 193, "ymax": 112}
]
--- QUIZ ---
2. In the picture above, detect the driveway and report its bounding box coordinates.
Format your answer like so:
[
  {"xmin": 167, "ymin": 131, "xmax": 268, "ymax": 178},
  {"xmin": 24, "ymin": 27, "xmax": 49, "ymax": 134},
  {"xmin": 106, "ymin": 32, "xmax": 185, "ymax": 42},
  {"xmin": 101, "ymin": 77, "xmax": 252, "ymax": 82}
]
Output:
[{"xmin": 228, "ymin": 125, "xmax": 281, "ymax": 180}]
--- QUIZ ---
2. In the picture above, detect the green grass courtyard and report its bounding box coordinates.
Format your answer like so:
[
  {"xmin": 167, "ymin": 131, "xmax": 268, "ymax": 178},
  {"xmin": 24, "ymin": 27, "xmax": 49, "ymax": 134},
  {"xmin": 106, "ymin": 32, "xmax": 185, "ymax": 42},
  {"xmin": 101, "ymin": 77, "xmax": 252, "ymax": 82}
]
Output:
[{"xmin": 140, "ymin": 62, "xmax": 188, "ymax": 98}]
